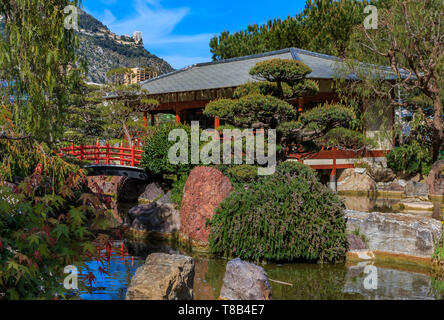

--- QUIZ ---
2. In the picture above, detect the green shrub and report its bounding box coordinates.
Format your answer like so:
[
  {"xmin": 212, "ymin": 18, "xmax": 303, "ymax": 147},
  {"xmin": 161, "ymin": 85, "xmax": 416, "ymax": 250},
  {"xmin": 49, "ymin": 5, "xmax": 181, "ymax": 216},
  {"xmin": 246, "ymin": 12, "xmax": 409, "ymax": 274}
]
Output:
[
  {"xmin": 317, "ymin": 127, "xmax": 376, "ymax": 150},
  {"xmin": 208, "ymin": 161, "xmax": 347, "ymax": 263},
  {"xmin": 300, "ymin": 103, "xmax": 356, "ymax": 129},
  {"xmin": 141, "ymin": 123, "xmax": 195, "ymax": 176},
  {"xmin": 233, "ymin": 81, "xmax": 294, "ymax": 99},
  {"xmin": 170, "ymin": 173, "xmax": 189, "ymax": 207},
  {"xmin": 204, "ymin": 94, "xmax": 297, "ymax": 128},
  {"xmin": 387, "ymin": 143, "xmax": 433, "ymax": 176}
]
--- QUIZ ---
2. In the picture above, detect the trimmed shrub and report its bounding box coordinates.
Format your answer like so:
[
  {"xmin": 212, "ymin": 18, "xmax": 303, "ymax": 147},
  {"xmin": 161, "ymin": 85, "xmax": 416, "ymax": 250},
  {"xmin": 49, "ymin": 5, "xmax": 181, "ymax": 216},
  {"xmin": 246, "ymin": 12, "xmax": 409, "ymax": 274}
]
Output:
[
  {"xmin": 141, "ymin": 123, "xmax": 195, "ymax": 176},
  {"xmin": 208, "ymin": 161, "xmax": 347, "ymax": 263},
  {"xmin": 317, "ymin": 127, "xmax": 376, "ymax": 150},
  {"xmin": 233, "ymin": 81, "xmax": 294, "ymax": 99},
  {"xmin": 170, "ymin": 173, "xmax": 189, "ymax": 207},
  {"xmin": 300, "ymin": 103, "xmax": 356, "ymax": 130},
  {"xmin": 387, "ymin": 143, "xmax": 433, "ymax": 176}
]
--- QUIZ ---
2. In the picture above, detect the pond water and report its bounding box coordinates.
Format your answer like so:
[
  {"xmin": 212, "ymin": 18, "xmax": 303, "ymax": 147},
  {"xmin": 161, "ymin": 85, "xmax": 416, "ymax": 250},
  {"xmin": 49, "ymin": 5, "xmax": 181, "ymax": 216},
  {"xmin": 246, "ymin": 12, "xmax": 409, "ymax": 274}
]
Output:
[
  {"xmin": 79, "ymin": 240, "xmax": 444, "ymax": 300},
  {"xmin": 79, "ymin": 196, "xmax": 444, "ymax": 300}
]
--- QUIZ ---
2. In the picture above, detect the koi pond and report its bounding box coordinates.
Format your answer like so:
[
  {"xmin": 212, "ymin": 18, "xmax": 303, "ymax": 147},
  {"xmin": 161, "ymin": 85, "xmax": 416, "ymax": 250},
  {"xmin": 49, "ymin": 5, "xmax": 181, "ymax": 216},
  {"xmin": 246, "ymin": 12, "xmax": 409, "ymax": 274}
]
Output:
[{"xmin": 79, "ymin": 196, "xmax": 444, "ymax": 300}]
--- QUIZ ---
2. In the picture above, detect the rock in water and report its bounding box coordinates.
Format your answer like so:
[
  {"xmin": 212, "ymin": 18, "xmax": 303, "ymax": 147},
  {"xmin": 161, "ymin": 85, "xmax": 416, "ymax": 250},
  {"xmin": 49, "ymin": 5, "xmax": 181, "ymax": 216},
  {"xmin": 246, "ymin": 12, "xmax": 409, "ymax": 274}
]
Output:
[
  {"xmin": 427, "ymin": 160, "xmax": 444, "ymax": 198},
  {"xmin": 180, "ymin": 167, "xmax": 233, "ymax": 247},
  {"xmin": 346, "ymin": 210, "xmax": 442, "ymax": 259},
  {"xmin": 404, "ymin": 181, "xmax": 429, "ymax": 197},
  {"xmin": 219, "ymin": 258, "xmax": 272, "ymax": 300},
  {"xmin": 126, "ymin": 253, "xmax": 194, "ymax": 300},
  {"xmin": 128, "ymin": 202, "xmax": 180, "ymax": 235}
]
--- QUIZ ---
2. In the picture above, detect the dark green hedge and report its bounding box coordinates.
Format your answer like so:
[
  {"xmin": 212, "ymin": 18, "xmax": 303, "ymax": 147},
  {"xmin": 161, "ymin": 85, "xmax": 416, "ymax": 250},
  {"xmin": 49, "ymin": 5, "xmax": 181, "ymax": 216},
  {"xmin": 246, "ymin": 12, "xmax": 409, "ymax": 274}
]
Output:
[
  {"xmin": 141, "ymin": 123, "xmax": 194, "ymax": 176},
  {"xmin": 208, "ymin": 161, "xmax": 347, "ymax": 263}
]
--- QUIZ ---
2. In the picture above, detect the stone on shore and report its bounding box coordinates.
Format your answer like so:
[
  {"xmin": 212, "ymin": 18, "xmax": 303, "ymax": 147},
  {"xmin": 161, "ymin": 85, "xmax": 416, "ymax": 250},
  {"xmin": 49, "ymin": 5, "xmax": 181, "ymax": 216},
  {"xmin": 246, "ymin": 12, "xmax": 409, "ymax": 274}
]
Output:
[
  {"xmin": 427, "ymin": 160, "xmax": 444, "ymax": 198},
  {"xmin": 404, "ymin": 181, "xmax": 429, "ymax": 197},
  {"xmin": 180, "ymin": 167, "xmax": 233, "ymax": 248},
  {"xmin": 127, "ymin": 202, "xmax": 180, "ymax": 237},
  {"xmin": 126, "ymin": 253, "xmax": 194, "ymax": 300},
  {"xmin": 337, "ymin": 168, "xmax": 377, "ymax": 194},
  {"xmin": 219, "ymin": 258, "xmax": 272, "ymax": 300},
  {"xmin": 346, "ymin": 210, "xmax": 442, "ymax": 259}
]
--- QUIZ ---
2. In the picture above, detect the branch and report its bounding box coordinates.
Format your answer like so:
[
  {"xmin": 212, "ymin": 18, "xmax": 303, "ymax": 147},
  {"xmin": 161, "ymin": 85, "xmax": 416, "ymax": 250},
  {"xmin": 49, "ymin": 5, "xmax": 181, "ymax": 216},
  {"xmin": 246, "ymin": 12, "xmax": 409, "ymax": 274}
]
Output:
[{"xmin": 0, "ymin": 131, "xmax": 31, "ymax": 140}]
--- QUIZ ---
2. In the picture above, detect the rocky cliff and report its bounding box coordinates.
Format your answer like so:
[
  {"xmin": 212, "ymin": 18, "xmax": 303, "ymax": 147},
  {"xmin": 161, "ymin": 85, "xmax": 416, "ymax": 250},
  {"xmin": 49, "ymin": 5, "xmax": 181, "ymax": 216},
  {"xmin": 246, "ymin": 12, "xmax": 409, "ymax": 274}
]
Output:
[{"xmin": 77, "ymin": 10, "xmax": 174, "ymax": 84}]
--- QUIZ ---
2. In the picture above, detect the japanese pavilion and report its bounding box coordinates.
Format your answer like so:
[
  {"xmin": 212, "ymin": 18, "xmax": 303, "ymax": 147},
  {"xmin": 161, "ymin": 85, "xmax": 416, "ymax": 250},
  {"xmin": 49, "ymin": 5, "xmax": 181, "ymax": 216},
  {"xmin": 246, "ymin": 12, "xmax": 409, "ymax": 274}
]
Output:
[{"xmin": 139, "ymin": 47, "xmax": 395, "ymax": 182}]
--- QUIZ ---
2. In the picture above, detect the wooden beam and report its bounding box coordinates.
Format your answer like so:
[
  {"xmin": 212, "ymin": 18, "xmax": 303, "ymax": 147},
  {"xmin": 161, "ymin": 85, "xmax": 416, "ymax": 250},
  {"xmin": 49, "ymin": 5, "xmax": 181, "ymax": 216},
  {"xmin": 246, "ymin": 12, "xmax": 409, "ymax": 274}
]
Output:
[{"xmin": 214, "ymin": 117, "xmax": 220, "ymax": 129}]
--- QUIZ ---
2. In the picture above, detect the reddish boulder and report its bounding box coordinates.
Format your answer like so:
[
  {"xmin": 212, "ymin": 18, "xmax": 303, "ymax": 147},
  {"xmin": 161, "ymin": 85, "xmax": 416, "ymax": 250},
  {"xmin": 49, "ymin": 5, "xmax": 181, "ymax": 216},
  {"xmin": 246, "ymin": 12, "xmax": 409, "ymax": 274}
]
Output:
[
  {"xmin": 180, "ymin": 167, "xmax": 234, "ymax": 246},
  {"xmin": 427, "ymin": 161, "xmax": 444, "ymax": 197},
  {"xmin": 87, "ymin": 176, "xmax": 123, "ymax": 194}
]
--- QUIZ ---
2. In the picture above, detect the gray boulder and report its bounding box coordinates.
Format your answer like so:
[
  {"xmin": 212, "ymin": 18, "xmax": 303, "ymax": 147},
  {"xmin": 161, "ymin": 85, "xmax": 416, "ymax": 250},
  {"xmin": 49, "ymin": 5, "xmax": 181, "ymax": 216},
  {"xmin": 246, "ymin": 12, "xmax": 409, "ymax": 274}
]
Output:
[
  {"xmin": 219, "ymin": 258, "xmax": 272, "ymax": 300},
  {"xmin": 404, "ymin": 181, "xmax": 429, "ymax": 197},
  {"xmin": 139, "ymin": 182, "xmax": 170, "ymax": 202},
  {"xmin": 346, "ymin": 210, "xmax": 442, "ymax": 259},
  {"xmin": 128, "ymin": 202, "xmax": 180, "ymax": 234},
  {"xmin": 126, "ymin": 253, "xmax": 194, "ymax": 300}
]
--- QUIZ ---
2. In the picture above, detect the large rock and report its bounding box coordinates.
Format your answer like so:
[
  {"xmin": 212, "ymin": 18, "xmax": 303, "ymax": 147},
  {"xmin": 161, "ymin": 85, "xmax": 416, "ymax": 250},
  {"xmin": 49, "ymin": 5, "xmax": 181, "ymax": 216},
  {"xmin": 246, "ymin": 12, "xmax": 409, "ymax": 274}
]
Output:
[
  {"xmin": 180, "ymin": 167, "xmax": 233, "ymax": 246},
  {"xmin": 346, "ymin": 210, "xmax": 442, "ymax": 259},
  {"xmin": 86, "ymin": 176, "xmax": 123, "ymax": 194},
  {"xmin": 368, "ymin": 167, "xmax": 396, "ymax": 183},
  {"xmin": 219, "ymin": 258, "xmax": 272, "ymax": 300},
  {"xmin": 139, "ymin": 181, "xmax": 171, "ymax": 202},
  {"xmin": 117, "ymin": 177, "xmax": 148, "ymax": 202},
  {"xmin": 427, "ymin": 160, "xmax": 444, "ymax": 198},
  {"xmin": 128, "ymin": 202, "xmax": 180, "ymax": 236},
  {"xmin": 337, "ymin": 168, "xmax": 377, "ymax": 194},
  {"xmin": 126, "ymin": 253, "xmax": 194, "ymax": 300},
  {"xmin": 404, "ymin": 181, "xmax": 429, "ymax": 197}
]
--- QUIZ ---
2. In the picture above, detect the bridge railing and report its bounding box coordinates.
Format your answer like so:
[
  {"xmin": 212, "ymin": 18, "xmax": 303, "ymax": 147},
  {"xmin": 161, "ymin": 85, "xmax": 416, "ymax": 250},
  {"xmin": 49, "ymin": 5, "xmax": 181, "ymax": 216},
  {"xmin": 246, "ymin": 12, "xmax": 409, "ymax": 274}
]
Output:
[{"xmin": 57, "ymin": 143, "xmax": 144, "ymax": 167}]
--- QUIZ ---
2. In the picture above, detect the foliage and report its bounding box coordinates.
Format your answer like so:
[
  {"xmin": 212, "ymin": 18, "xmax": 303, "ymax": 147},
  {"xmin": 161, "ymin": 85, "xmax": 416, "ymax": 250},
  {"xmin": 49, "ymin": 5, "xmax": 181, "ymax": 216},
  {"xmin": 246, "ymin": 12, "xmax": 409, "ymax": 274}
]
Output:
[
  {"xmin": 300, "ymin": 103, "xmax": 356, "ymax": 129},
  {"xmin": 0, "ymin": 157, "xmax": 111, "ymax": 299},
  {"xmin": 209, "ymin": 0, "xmax": 390, "ymax": 60},
  {"xmin": 233, "ymin": 81, "xmax": 293, "ymax": 99},
  {"xmin": 387, "ymin": 142, "xmax": 433, "ymax": 176},
  {"xmin": 205, "ymin": 94, "xmax": 296, "ymax": 129},
  {"xmin": 141, "ymin": 123, "xmax": 195, "ymax": 176},
  {"xmin": 63, "ymin": 83, "xmax": 105, "ymax": 144},
  {"xmin": 316, "ymin": 128, "xmax": 376, "ymax": 150},
  {"xmin": 249, "ymin": 59, "xmax": 318, "ymax": 99},
  {"xmin": 208, "ymin": 162, "xmax": 347, "ymax": 263},
  {"xmin": 343, "ymin": 0, "xmax": 443, "ymax": 161},
  {"xmin": 170, "ymin": 174, "xmax": 189, "ymax": 208},
  {"xmin": 0, "ymin": 0, "xmax": 85, "ymax": 144}
]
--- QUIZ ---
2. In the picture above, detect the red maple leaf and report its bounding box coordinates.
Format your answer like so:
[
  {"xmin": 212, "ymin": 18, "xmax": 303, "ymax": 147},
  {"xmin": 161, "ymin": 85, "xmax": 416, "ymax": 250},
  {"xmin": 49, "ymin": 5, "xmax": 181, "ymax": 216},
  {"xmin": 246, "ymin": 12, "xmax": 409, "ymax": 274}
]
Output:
[
  {"xmin": 85, "ymin": 272, "xmax": 96, "ymax": 287},
  {"xmin": 98, "ymin": 266, "xmax": 109, "ymax": 276},
  {"xmin": 33, "ymin": 250, "xmax": 41, "ymax": 262}
]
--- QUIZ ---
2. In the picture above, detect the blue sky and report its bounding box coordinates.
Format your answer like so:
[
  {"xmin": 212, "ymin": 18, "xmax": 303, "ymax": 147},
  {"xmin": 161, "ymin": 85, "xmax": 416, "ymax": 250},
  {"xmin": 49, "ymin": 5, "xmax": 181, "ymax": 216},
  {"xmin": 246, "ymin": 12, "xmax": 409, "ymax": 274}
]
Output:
[{"xmin": 82, "ymin": 0, "xmax": 307, "ymax": 69}]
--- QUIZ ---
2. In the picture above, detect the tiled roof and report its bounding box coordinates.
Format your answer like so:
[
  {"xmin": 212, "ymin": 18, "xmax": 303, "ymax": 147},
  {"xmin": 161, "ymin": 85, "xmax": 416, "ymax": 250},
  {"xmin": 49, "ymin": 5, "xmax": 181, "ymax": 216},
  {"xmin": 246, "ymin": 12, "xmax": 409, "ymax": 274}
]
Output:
[{"xmin": 141, "ymin": 48, "xmax": 346, "ymax": 95}]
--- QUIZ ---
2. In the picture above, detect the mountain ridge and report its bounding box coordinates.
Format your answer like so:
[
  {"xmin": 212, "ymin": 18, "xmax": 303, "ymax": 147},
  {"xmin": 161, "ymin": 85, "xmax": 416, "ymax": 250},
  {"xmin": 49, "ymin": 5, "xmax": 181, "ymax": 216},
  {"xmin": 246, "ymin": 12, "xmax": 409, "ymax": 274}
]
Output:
[{"xmin": 77, "ymin": 9, "xmax": 174, "ymax": 84}]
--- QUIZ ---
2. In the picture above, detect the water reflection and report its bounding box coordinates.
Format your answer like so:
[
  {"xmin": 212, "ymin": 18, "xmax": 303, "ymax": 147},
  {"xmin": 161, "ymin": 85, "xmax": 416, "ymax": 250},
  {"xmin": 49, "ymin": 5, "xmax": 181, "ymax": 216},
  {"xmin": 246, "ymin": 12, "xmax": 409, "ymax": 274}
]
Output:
[{"xmin": 80, "ymin": 240, "xmax": 444, "ymax": 300}]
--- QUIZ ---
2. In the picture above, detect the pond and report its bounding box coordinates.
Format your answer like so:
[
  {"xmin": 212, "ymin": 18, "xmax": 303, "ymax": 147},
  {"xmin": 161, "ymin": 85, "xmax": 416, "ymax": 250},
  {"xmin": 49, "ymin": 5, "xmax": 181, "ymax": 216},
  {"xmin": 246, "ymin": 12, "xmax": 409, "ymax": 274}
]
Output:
[
  {"xmin": 79, "ymin": 239, "xmax": 444, "ymax": 300},
  {"xmin": 78, "ymin": 196, "xmax": 444, "ymax": 300}
]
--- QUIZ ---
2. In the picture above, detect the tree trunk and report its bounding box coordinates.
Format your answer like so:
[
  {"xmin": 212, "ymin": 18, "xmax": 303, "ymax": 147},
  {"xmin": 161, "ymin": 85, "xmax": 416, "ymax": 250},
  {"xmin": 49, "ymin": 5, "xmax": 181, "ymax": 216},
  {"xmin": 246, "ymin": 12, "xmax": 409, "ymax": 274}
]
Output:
[
  {"xmin": 122, "ymin": 121, "xmax": 132, "ymax": 147},
  {"xmin": 431, "ymin": 94, "xmax": 443, "ymax": 161}
]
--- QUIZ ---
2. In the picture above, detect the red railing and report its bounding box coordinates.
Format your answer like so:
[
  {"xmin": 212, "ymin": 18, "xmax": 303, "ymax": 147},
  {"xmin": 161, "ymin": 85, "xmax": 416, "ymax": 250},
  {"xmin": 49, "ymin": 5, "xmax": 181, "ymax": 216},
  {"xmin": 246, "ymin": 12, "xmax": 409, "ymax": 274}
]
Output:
[{"xmin": 58, "ymin": 143, "xmax": 144, "ymax": 167}]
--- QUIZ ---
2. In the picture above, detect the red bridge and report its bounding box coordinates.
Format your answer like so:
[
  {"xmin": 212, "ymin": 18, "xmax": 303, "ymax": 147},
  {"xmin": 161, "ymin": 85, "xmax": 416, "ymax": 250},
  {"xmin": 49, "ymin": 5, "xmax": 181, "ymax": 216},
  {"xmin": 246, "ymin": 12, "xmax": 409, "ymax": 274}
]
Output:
[{"xmin": 58, "ymin": 143, "xmax": 148, "ymax": 180}]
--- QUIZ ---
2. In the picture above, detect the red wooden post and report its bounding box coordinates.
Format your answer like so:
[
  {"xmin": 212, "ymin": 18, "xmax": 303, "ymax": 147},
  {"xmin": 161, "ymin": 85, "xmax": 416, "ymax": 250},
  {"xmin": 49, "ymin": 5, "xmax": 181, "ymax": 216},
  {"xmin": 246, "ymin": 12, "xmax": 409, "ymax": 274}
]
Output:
[
  {"xmin": 106, "ymin": 143, "xmax": 110, "ymax": 165},
  {"xmin": 79, "ymin": 144, "xmax": 84, "ymax": 160},
  {"xmin": 176, "ymin": 109, "xmax": 181, "ymax": 124},
  {"xmin": 214, "ymin": 116, "xmax": 220, "ymax": 129},
  {"xmin": 120, "ymin": 142, "xmax": 124, "ymax": 166},
  {"xmin": 131, "ymin": 145, "xmax": 135, "ymax": 167},
  {"xmin": 71, "ymin": 143, "xmax": 75, "ymax": 156},
  {"xmin": 96, "ymin": 141, "xmax": 100, "ymax": 164}
]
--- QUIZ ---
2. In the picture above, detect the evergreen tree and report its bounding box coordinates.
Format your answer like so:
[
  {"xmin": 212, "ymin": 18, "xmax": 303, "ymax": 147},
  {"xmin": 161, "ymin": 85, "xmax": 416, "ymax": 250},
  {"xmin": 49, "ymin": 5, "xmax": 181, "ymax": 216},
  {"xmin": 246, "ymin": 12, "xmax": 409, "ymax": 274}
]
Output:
[{"xmin": 0, "ymin": 0, "xmax": 85, "ymax": 144}]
